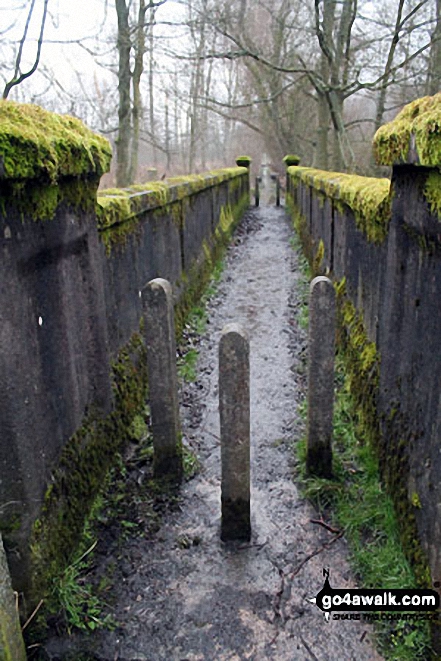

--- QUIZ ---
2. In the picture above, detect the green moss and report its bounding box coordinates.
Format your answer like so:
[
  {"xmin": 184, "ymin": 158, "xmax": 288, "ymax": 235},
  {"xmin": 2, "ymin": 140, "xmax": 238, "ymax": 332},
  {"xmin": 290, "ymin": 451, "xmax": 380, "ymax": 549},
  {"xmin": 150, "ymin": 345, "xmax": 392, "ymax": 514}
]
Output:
[
  {"xmin": 288, "ymin": 190, "xmax": 434, "ymax": 649},
  {"xmin": 235, "ymin": 156, "xmax": 252, "ymax": 167},
  {"xmin": 334, "ymin": 279, "xmax": 431, "ymax": 589},
  {"xmin": 96, "ymin": 192, "xmax": 132, "ymax": 228},
  {"xmin": 0, "ymin": 100, "xmax": 111, "ymax": 182},
  {"xmin": 287, "ymin": 166, "xmax": 391, "ymax": 243},
  {"xmin": 424, "ymin": 169, "xmax": 441, "ymax": 218},
  {"xmin": 97, "ymin": 168, "xmax": 248, "ymax": 254},
  {"xmin": 96, "ymin": 167, "xmax": 247, "ymax": 235},
  {"xmin": 312, "ymin": 238, "xmax": 325, "ymax": 275},
  {"xmin": 411, "ymin": 492, "xmax": 422, "ymax": 509},
  {"xmin": 31, "ymin": 332, "xmax": 149, "ymax": 599},
  {"xmin": 0, "ymin": 176, "xmax": 99, "ymax": 222},
  {"xmin": 373, "ymin": 93, "xmax": 441, "ymax": 167},
  {"xmin": 283, "ymin": 154, "xmax": 301, "ymax": 166}
]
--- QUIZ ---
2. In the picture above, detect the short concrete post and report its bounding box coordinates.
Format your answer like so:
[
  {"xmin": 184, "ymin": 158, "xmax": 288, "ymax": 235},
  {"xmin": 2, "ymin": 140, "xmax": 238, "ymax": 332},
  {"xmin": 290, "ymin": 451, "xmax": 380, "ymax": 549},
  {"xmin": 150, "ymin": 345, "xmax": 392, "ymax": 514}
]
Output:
[
  {"xmin": 306, "ymin": 276, "xmax": 336, "ymax": 478},
  {"xmin": 219, "ymin": 323, "xmax": 251, "ymax": 541},
  {"xmin": 0, "ymin": 535, "xmax": 26, "ymax": 661},
  {"xmin": 255, "ymin": 177, "xmax": 260, "ymax": 207},
  {"xmin": 142, "ymin": 278, "xmax": 182, "ymax": 482}
]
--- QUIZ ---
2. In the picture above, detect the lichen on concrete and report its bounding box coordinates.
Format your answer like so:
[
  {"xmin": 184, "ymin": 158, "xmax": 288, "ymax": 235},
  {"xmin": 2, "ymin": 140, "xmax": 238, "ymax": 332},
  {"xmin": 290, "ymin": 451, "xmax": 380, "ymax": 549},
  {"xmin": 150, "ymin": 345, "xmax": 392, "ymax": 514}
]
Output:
[
  {"xmin": 0, "ymin": 100, "xmax": 111, "ymax": 182},
  {"xmin": 373, "ymin": 93, "xmax": 441, "ymax": 167}
]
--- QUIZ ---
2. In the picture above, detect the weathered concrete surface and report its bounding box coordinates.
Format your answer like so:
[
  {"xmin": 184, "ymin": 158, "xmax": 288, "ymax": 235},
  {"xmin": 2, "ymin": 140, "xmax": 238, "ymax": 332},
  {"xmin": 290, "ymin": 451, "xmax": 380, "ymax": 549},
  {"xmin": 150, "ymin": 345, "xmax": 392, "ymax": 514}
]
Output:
[
  {"xmin": 0, "ymin": 535, "xmax": 26, "ymax": 661},
  {"xmin": 306, "ymin": 276, "xmax": 336, "ymax": 478},
  {"xmin": 42, "ymin": 207, "xmax": 382, "ymax": 661},
  {"xmin": 142, "ymin": 278, "xmax": 182, "ymax": 482},
  {"xmin": 219, "ymin": 323, "xmax": 250, "ymax": 541}
]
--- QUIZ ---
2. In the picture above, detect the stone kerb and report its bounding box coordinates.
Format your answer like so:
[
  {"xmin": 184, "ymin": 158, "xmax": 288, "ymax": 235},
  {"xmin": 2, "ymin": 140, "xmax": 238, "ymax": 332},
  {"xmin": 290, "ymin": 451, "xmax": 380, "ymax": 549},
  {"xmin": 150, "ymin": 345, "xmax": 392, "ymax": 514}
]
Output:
[
  {"xmin": 142, "ymin": 278, "xmax": 183, "ymax": 483},
  {"xmin": 306, "ymin": 276, "xmax": 336, "ymax": 479},
  {"xmin": 219, "ymin": 323, "xmax": 251, "ymax": 541}
]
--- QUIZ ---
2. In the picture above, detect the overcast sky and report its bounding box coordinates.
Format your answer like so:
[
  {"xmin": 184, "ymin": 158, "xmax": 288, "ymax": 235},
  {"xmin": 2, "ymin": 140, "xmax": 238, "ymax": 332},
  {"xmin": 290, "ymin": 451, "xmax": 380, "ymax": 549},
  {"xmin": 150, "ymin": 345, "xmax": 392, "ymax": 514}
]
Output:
[{"xmin": 0, "ymin": 0, "xmax": 186, "ymax": 96}]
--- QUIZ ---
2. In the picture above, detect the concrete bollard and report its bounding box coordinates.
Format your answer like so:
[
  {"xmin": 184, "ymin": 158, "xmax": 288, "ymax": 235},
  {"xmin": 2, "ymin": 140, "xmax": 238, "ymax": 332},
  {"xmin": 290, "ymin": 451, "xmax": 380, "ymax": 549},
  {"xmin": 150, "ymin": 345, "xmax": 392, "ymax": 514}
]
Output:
[
  {"xmin": 219, "ymin": 323, "xmax": 251, "ymax": 541},
  {"xmin": 255, "ymin": 177, "xmax": 260, "ymax": 207},
  {"xmin": 0, "ymin": 535, "xmax": 26, "ymax": 661},
  {"xmin": 142, "ymin": 278, "xmax": 182, "ymax": 483},
  {"xmin": 276, "ymin": 178, "xmax": 281, "ymax": 207},
  {"xmin": 306, "ymin": 276, "xmax": 336, "ymax": 478}
]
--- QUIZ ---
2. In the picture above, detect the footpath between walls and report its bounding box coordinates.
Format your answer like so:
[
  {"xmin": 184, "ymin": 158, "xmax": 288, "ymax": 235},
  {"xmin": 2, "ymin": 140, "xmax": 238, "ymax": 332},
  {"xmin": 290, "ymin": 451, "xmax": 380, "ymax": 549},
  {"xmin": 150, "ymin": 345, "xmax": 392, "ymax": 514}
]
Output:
[{"xmin": 40, "ymin": 205, "xmax": 381, "ymax": 661}]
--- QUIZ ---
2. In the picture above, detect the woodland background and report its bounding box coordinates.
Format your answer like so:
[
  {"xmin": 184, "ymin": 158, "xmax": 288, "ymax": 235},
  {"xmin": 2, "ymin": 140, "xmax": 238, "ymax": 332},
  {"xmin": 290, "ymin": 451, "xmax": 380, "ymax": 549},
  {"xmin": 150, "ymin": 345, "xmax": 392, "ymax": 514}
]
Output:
[{"xmin": 1, "ymin": 0, "xmax": 440, "ymax": 185}]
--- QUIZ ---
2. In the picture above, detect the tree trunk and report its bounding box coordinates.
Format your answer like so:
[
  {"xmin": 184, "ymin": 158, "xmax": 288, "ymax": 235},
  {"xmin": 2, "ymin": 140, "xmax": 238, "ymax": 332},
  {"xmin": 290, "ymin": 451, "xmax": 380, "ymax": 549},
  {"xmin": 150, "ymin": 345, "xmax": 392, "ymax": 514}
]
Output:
[
  {"xmin": 316, "ymin": 93, "xmax": 330, "ymax": 169},
  {"xmin": 148, "ymin": 4, "xmax": 157, "ymax": 166},
  {"xmin": 129, "ymin": 0, "xmax": 147, "ymax": 184},
  {"xmin": 428, "ymin": 0, "xmax": 441, "ymax": 95},
  {"xmin": 115, "ymin": 0, "xmax": 132, "ymax": 187}
]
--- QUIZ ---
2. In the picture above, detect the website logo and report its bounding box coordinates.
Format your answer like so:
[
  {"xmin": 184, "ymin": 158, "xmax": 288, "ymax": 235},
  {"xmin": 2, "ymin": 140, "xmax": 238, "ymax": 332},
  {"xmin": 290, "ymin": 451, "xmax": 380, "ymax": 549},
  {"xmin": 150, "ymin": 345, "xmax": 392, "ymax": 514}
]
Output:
[{"xmin": 307, "ymin": 569, "xmax": 440, "ymax": 622}]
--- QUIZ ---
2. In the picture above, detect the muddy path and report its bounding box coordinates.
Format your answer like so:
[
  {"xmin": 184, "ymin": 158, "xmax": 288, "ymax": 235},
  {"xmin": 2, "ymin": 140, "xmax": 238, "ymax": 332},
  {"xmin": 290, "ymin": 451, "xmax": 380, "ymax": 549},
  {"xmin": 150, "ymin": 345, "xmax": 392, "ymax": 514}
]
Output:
[{"xmin": 43, "ymin": 205, "xmax": 382, "ymax": 661}]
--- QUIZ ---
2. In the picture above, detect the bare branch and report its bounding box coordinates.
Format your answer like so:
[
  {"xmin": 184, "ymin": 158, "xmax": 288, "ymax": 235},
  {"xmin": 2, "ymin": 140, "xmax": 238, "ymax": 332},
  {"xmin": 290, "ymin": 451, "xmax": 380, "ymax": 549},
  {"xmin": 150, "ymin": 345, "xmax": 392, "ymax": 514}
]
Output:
[{"xmin": 3, "ymin": 0, "xmax": 49, "ymax": 99}]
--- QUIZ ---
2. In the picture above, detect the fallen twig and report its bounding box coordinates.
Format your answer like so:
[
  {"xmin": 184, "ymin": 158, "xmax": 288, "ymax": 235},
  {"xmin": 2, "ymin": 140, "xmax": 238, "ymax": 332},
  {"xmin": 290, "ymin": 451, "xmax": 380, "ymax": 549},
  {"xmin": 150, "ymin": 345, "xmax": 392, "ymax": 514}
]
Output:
[
  {"xmin": 290, "ymin": 530, "xmax": 344, "ymax": 580},
  {"xmin": 237, "ymin": 540, "xmax": 268, "ymax": 551},
  {"xmin": 300, "ymin": 634, "xmax": 320, "ymax": 661},
  {"xmin": 21, "ymin": 598, "xmax": 44, "ymax": 632},
  {"xmin": 310, "ymin": 518, "xmax": 341, "ymax": 534}
]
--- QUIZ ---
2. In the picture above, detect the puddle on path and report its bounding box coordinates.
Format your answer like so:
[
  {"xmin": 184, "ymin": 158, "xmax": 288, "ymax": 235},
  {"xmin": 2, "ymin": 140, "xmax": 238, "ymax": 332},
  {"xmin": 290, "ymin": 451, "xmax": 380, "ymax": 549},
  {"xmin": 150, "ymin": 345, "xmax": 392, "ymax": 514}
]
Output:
[{"xmin": 43, "ymin": 206, "xmax": 383, "ymax": 661}]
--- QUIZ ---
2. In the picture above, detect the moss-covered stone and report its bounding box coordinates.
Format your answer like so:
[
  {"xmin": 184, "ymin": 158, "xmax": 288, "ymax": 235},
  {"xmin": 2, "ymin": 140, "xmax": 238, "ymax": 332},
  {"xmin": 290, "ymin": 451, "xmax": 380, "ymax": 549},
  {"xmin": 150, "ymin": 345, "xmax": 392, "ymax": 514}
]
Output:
[
  {"xmin": 31, "ymin": 332, "xmax": 149, "ymax": 598},
  {"xmin": 97, "ymin": 167, "xmax": 247, "ymax": 231},
  {"xmin": 287, "ymin": 166, "xmax": 391, "ymax": 243},
  {"xmin": 0, "ymin": 176, "xmax": 100, "ymax": 223},
  {"xmin": 0, "ymin": 101, "xmax": 111, "ymax": 182},
  {"xmin": 235, "ymin": 156, "xmax": 252, "ymax": 167},
  {"xmin": 283, "ymin": 154, "xmax": 301, "ymax": 167},
  {"xmin": 373, "ymin": 93, "xmax": 441, "ymax": 167}
]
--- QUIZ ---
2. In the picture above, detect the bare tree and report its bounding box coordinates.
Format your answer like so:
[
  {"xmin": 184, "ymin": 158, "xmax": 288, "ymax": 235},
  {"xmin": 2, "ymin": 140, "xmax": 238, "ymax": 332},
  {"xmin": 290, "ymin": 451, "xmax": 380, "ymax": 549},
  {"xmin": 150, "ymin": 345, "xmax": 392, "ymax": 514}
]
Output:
[{"xmin": 114, "ymin": 0, "xmax": 167, "ymax": 187}]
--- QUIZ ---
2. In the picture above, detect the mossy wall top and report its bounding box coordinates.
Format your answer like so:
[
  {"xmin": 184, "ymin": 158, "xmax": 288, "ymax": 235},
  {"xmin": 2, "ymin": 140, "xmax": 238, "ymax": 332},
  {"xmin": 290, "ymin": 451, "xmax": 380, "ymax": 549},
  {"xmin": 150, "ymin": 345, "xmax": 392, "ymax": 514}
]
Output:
[
  {"xmin": 373, "ymin": 93, "xmax": 441, "ymax": 167},
  {"xmin": 97, "ymin": 168, "xmax": 247, "ymax": 230},
  {"xmin": 287, "ymin": 165, "xmax": 391, "ymax": 243},
  {"xmin": 0, "ymin": 100, "xmax": 112, "ymax": 182}
]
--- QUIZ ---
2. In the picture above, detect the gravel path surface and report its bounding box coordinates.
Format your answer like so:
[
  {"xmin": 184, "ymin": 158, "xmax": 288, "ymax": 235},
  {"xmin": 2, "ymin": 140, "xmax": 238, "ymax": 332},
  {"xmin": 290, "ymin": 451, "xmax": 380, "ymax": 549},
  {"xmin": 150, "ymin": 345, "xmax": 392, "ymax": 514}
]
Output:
[{"xmin": 44, "ymin": 205, "xmax": 383, "ymax": 661}]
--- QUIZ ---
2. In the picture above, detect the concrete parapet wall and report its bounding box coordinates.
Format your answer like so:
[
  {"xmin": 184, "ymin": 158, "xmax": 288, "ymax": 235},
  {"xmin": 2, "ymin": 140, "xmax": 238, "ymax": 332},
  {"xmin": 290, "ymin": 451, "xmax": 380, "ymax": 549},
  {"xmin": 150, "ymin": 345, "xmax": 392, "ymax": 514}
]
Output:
[
  {"xmin": 0, "ymin": 100, "xmax": 249, "ymax": 599},
  {"xmin": 286, "ymin": 94, "xmax": 441, "ymax": 613}
]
